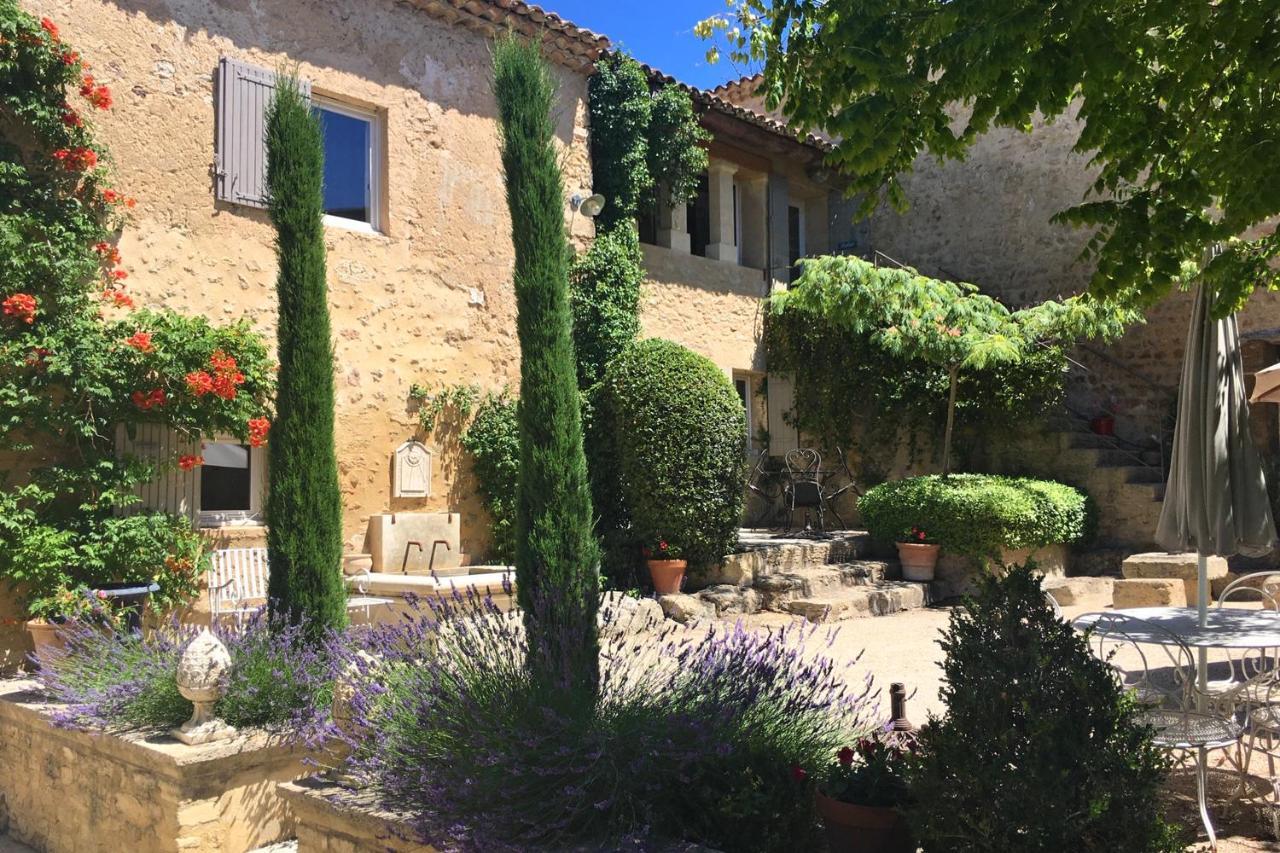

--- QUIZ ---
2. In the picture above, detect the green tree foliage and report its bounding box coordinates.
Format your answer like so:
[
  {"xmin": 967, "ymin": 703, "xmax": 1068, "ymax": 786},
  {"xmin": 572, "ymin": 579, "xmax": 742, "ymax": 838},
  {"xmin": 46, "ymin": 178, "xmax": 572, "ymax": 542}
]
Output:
[
  {"xmin": 770, "ymin": 256, "xmax": 1135, "ymax": 472},
  {"xmin": 264, "ymin": 77, "xmax": 346, "ymax": 635},
  {"xmin": 908, "ymin": 564, "xmax": 1180, "ymax": 852},
  {"xmin": 0, "ymin": 3, "xmax": 271, "ymax": 618},
  {"xmin": 699, "ymin": 1, "xmax": 1280, "ymax": 315},
  {"xmin": 600, "ymin": 339, "xmax": 746, "ymax": 575},
  {"xmin": 493, "ymin": 36, "xmax": 600, "ymax": 691},
  {"xmin": 459, "ymin": 390, "xmax": 520, "ymax": 564},
  {"xmin": 646, "ymin": 86, "xmax": 709, "ymax": 207}
]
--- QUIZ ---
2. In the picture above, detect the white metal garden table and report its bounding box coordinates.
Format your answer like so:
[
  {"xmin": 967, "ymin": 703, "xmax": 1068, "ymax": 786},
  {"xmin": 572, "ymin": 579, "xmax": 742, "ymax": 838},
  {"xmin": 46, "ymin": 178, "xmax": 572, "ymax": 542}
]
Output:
[
  {"xmin": 1075, "ymin": 606, "xmax": 1280, "ymax": 847},
  {"xmin": 1075, "ymin": 606, "xmax": 1280, "ymax": 650}
]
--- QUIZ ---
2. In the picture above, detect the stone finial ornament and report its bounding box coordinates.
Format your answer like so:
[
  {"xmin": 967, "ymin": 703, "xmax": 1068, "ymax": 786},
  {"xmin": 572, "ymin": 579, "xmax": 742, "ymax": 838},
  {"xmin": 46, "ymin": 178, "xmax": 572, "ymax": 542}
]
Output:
[{"xmin": 171, "ymin": 628, "xmax": 237, "ymax": 745}]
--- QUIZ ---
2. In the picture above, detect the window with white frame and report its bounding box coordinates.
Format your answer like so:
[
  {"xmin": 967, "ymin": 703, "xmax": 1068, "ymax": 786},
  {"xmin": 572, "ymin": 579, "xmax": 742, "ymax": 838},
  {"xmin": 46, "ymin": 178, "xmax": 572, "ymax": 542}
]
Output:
[
  {"xmin": 197, "ymin": 439, "xmax": 266, "ymax": 528},
  {"xmin": 313, "ymin": 98, "xmax": 382, "ymax": 232}
]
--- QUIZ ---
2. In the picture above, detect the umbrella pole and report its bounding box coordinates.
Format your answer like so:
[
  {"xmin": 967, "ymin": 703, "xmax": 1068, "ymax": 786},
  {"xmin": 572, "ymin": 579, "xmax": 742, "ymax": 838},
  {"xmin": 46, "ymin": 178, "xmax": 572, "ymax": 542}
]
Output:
[{"xmin": 1198, "ymin": 552, "xmax": 1209, "ymax": 702}]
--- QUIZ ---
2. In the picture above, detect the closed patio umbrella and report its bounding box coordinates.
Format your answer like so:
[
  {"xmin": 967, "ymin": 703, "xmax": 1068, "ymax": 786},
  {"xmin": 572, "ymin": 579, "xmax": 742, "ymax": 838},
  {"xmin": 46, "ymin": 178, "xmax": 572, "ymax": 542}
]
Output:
[{"xmin": 1156, "ymin": 283, "xmax": 1278, "ymax": 629}]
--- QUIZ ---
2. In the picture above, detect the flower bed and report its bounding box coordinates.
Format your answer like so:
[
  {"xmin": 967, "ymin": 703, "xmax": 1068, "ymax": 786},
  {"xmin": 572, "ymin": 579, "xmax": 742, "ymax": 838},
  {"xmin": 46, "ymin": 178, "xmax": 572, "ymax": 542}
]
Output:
[{"xmin": 0, "ymin": 678, "xmax": 312, "ymax": 853}]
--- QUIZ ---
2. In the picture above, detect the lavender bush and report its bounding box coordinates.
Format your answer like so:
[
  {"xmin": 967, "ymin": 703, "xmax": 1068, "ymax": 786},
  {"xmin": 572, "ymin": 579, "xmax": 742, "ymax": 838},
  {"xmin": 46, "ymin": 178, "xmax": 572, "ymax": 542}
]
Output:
[
  {"xmin": 323, "ymin": 583, "xmax": 878, "ymax": 852},
  {"xmin": 38, "ymin": 613, "xmax": 338, "ymax": 733}
]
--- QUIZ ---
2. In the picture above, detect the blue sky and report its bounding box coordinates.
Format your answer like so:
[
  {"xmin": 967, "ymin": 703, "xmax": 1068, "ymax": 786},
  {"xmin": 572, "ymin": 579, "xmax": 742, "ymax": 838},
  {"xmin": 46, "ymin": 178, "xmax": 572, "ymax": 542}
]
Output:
[{"xmin": 540, "ymin": 1, "xmax": 754, "ymax": 90}]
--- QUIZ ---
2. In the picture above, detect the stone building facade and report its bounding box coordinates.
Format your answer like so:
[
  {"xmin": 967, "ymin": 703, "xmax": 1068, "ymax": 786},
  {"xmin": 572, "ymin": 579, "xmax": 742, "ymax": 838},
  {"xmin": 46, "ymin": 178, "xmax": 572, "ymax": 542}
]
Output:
[{"xmin": 15, "ymin": 0, "xmax": 840, "ymax": 567}]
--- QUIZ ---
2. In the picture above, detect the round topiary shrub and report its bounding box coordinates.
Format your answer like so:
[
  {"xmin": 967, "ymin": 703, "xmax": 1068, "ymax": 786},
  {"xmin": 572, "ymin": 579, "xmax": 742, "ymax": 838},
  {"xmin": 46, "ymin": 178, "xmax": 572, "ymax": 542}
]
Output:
[
  {"xmin": 858, "ymin": 474, "xmax": 1090, "ymax": 559},
  {"xmin": 601, "ymin": 338, "xmax": 746, "ymax": 568}
]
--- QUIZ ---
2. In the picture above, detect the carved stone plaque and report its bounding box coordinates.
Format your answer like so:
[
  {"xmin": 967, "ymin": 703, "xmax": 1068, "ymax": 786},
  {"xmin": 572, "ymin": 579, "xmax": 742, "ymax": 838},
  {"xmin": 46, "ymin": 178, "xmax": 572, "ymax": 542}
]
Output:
[{"xmin": 392, "ymin": 440, "xmax": 433, "ymax": 498}]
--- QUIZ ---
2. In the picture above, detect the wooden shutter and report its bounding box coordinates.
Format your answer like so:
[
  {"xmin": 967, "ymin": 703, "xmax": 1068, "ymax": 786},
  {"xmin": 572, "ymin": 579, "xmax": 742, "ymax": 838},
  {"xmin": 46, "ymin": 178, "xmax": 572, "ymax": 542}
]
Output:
[
  {"xmin": 214, "ymin": 57, "xmax": 310, "ymax": 208},
  {"xmin": 115, "ymin": 423, "xmax": 199, "ymax": 522}
]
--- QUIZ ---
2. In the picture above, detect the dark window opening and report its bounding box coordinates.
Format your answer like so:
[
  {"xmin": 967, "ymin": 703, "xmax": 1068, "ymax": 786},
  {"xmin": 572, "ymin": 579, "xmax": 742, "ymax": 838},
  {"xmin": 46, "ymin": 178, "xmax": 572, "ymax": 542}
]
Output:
[
  {"xmin": 687, "ymin": 173, "xmax": 711, "ymax": 257},
  {"xmin": 200, "ymin": 442, "xmax": 252, "ymax": 512},
  {"xmin": 788, "ymin": 204, "xmax": 803, "ymax": 282},
  {"xmin": 314, "ymin": 105, "xmax": 371, "ymax": 224}
]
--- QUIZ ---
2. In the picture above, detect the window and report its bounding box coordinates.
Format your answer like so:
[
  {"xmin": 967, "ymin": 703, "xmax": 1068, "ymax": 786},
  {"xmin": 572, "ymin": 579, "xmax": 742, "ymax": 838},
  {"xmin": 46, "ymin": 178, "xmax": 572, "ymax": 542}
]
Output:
[
  {"xmin": 197, "ymin": 440, "xmax": 265, "ymax": 528},
  {"xmin": 687, "ymin": 173, "xmax": 711, "ymax": 257},
  {"xmin": 734, "ymin": 375, "xmax": 753, "ymax": 449},
  {"xmin": 788, "ymin": 204, "xmax": 806, "ymax": 282},
  {"xmin": 313, "ymin": 99, "xmax": 382, "ymax": 231},
  {"xmin": 214, "ymin": 57, "xmax": 383, "ymax": 232}
]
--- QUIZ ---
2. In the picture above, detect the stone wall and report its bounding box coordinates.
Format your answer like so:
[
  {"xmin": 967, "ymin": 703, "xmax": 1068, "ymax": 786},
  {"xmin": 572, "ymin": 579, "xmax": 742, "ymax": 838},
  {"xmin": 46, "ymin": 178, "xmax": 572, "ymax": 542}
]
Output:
[
  {"xmin": 22, "ymin": 0, "xmax": 595, "ymax": 559},
  {"xmin": 640, "ymin": 243, "xmax": 769, "ymax": 375},
  {"xmin": 0, "ymin": 680, "xmax": 312, "ymax": 852},
  {"xmin": 279, "ymin": 778, "xmax": 435, "ymax": 853}
]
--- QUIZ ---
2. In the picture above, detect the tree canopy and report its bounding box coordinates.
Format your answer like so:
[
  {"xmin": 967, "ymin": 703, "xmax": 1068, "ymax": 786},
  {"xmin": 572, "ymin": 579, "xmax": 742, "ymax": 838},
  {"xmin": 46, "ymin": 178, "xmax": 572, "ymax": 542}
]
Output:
[
  {"xmin": 770, "ymin": 255, "xmax": 1135, "ymax": 471},
  {"xmin": 698, "ymin": 0, "xmax": 1280, "ymax": 315}
]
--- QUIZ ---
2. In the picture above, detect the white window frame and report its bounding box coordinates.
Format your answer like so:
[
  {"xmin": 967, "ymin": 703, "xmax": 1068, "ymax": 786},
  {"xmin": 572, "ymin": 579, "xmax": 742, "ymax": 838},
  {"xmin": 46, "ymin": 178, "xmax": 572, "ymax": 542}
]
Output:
[
  {"xmin": 313, "ymin": 96, "xmax": 383, "ymax": 235},
  {"xmin": 196, "ymin": 437, "xmax": 266, "ymax": 529}
]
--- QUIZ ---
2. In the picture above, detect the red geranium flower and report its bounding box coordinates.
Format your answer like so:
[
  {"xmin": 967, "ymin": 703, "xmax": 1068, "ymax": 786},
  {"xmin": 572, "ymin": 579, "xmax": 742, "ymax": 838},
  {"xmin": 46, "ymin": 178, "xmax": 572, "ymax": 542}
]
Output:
[
  {"xmin": 61, "ymin": 108, "xmax": 82, "ymax": 128},
  {"xmin": 52, "ymin": 147, "xmax": 97, "ymax": 171},
  {"xmin": 87, "ymin": 85, "xmax": 112, "ymax": 110},
  {"xmin": 79, "ymin": 73, "xmax": 95, "ymax": 97},
  {"xmin": 247, "ymin": 417, "xmax": 270, "ymax": 447},
  {"xmin": 838, "ymin": 746, "xmax": 855, "ymax": 767},
  {"xmin": 40, "ymin": 17, "xmax": 59, "ymax": 41},
  {"xmin": 101, "ymin": 288, "xmax": 134, "ymax": 309},
  {"xmin": 110, "ymin": 269, "xmax": 128, "ymax": 281},
  {"xmin": 185, "ymin": 370, "xmax": 214, "ymax": 397},
  {"xmin": 3, "ymin": 293, "xmax": 38, "ymax": 324},
  {"xmin": 211, "ymin": 373, "xmax": 240, "ymax": 400},
  {"xmin": 131, "ymin": 387, "xmax": 166, "ymax": 411},
  {"xmin": 209, "ymin": 349, "xmax": 237, "ymax": 373},
  {"xmin": 60, "ymin": 49, "xmax": 79, "ymax": 66},
  {"xmin": 790, "ymin": 765, "xmax": 808, "ymax": 783},
  {"xmin": 123, "ymin": 331, "xmax": 153, "ymax": 352},
  {"xmin": 177, "ymin": 454, "xmax": 203, "ymax": 471}
]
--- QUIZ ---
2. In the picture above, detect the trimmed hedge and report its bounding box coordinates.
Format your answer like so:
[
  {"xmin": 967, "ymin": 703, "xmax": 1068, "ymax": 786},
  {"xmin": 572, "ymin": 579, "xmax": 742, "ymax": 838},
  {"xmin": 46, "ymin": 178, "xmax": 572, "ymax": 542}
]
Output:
[
  {"xmin": 859, "ymin": 474, "xmax": 1089, "ymax": 559},
  {"xmin": 601, "ymin": 338, "xmax": 746, "ymax": 569}
]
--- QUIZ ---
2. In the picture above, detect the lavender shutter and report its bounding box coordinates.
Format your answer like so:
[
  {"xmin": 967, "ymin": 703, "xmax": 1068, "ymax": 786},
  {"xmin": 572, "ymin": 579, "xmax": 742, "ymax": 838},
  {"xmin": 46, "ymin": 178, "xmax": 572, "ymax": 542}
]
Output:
[{"xmin": 214, "ymin": 58, "xmax": 311, "ymax": 208}]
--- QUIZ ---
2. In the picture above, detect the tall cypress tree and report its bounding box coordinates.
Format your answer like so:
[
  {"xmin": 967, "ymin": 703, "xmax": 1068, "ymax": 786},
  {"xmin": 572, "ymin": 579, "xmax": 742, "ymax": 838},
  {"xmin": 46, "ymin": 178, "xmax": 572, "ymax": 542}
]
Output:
[
  {"xmin": 264, "ymin": 77, "xmax": 346, "ymax": 635},
  {"xmin": 493, "ymin": 37, "xmax": 600, "ymax": 692}
]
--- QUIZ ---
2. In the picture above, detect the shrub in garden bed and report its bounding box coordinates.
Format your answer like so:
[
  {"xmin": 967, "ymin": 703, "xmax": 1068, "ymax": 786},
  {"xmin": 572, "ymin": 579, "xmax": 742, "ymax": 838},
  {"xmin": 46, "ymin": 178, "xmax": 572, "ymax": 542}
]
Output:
[
  {"xmin": 858, "ymin": 473, "xmax": 1090, "ymax": 560},
  {"xmin": 36, "ymin": 614, "xmax": 336, "ymax": 734},
  {"xmin": 323, "ymin": 584, "xmax": 878, "ymax": 852},
  {"xmin": 907, "ymin": 564, "xmax": 1180, "ymax": 852},
  {"xmin": 598, "ymin": 338, "xmax": 747, "ymax": 577}
]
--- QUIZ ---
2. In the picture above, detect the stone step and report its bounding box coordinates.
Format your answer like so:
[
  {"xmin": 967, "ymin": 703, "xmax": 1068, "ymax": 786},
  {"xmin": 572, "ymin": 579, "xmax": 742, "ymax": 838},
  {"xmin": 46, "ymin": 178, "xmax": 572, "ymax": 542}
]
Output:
[
  {"xmin": 1126, "ymin": 467, "xmax": 1165, "ymax": 485},
  {"xmin": 1095, "ymin": 448, "xmax": 1162, "ymax": 468},
  {"xmin": 784, "ymin": 580, "xmax": 932, "ymax": 624},
  {"xmin": 710, "ymin": 530, "xmax": 874, "ymax": 586},
  {"xmin": 752, "ymin": 560, "xmax": 900, "ymax": 608}
]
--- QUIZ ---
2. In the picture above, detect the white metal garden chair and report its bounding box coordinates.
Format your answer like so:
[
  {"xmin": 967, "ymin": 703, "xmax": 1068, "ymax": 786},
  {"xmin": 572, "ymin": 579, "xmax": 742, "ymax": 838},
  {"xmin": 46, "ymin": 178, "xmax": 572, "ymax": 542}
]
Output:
[
  {"xmin": 208, "ymin": 547, "xmax": 391, "ymax": 627},
  {"xmin": 1077, "ymin": 611, "xmax": 1243, "ymax": 849}
]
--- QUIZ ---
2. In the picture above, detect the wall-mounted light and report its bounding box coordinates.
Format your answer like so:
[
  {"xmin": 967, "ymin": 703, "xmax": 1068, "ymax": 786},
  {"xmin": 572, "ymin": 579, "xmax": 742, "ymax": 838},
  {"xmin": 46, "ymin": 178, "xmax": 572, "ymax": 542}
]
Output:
[{"xmin": 570, "ymin": 193, "xmax": 606, "ymax": 218}]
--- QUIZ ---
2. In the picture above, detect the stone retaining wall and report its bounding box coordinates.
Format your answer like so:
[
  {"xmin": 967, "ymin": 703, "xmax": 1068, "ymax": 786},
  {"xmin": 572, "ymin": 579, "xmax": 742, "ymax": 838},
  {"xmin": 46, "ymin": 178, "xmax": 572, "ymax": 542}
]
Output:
[
  {"xmin": 0, "ymin": 680, "xmax": 312, "ymax": 853},
  {"xmin": 279, "ymin": 778, "xmax": 435, "ymax": 853}
]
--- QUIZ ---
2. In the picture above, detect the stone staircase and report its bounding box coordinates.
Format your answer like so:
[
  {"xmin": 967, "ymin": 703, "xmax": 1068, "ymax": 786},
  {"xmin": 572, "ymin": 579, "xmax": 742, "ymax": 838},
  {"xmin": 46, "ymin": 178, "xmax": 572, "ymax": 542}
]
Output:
[{"xmin": 659, "ymin": 530, "xmax": 933, "ymax": 625}]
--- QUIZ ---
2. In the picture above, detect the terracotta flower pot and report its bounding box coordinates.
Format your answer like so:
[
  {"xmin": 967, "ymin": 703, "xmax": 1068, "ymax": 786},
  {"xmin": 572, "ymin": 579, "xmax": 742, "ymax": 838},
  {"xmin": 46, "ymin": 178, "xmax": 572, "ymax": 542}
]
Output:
[
  {"xmin": 646, "ymin": 559, "xmax": 687, "ymax": 595},
  {"xmin": 896, "ymin": 542, "xmax": 940, "ymax": 582},
  {"xmin": 815, "ymin": 791, "xmax": 913, "ymax": 853},
  {"xmin": 25, "ymin": 618, "xmax": 68, "ymax": 661},
  {"xmin": 1090, "ymin": 415, "xmax": 1115, "ymax": 436}
]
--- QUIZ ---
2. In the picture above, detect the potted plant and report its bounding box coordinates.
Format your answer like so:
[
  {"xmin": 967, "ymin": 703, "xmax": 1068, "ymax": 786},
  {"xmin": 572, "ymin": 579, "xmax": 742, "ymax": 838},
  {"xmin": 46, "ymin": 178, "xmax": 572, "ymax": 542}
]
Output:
[
  {"xmin": 25, "ymin": 585, "xmax": 121, "ymax": 658},
  {"xmin": 642, "ymin": 539, "xmax": 686, "ymax": 594},
  {"xmin": 895, "ymin": 527, "xmax": 939, "ymax": 582},
  {"xmin": 815, "ymin": 735, "xmax": 916, "ymax": 853}
]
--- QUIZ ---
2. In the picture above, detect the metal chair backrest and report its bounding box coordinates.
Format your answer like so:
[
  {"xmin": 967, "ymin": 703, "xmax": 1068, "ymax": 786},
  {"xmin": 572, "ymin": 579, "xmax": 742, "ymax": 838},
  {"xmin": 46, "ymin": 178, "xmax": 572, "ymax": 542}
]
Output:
[
  {"xmin": 208, "ymin": 547, "xmax": 269, "ymax": 613},
  {"xmin": 1076, "ymin": 611, "xmax": 1200, "ymax": 712},
  {"xmin": 784, "ymin": 448, "xmax": 822, "ymax": 484},
  {"xmin": 1218, "ymin": 571, "xmax": 1280, "ymax": 612}
]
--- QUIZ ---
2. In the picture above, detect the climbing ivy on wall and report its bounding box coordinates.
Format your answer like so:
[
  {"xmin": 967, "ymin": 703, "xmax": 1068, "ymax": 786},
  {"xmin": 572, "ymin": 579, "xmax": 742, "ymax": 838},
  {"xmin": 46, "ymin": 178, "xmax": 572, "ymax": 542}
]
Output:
[{"xmin": 570, "ymin": 51, "xmax": 708, "ymax": 390}]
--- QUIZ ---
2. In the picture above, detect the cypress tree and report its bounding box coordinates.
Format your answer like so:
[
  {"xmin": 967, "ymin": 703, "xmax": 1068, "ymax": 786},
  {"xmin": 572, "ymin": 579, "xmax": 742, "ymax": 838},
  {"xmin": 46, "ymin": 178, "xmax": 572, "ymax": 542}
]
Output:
[
  {"xmin": 493, "ymin": 37, "xmax": 600, "ymax": 692},
  {"xmin": 264, "ymin": 76, "xmax": 347, "ymax": 635}
]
